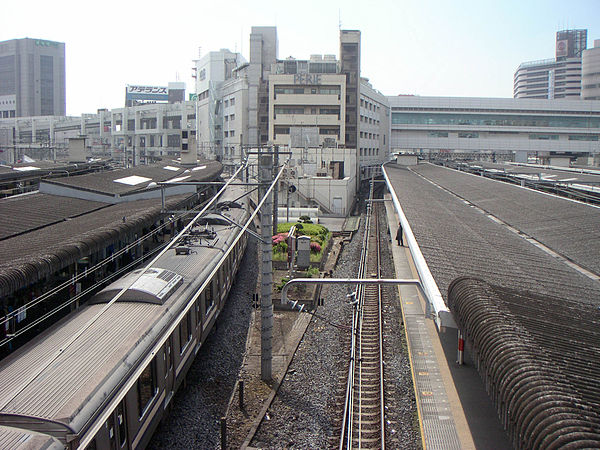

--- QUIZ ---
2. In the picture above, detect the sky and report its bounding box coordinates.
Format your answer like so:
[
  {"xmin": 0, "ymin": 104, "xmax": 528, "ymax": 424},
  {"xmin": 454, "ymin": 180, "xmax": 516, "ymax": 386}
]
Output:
[{"xmin": 2, "ymin": 0, "xmax": 600, "ymax": 116}]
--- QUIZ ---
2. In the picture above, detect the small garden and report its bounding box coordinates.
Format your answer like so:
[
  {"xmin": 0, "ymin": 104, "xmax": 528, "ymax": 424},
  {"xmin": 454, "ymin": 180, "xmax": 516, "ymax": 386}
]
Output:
[{"xmin": 271, "ymin": 217, "xmax": 331, "ymax": 264}]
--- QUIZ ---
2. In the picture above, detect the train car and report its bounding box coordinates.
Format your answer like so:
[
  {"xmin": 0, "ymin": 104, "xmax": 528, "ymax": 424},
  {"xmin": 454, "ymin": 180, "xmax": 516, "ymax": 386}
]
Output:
[{"xmin": 0, "ymin": 185, "xmax": 250, "ymax": 449}]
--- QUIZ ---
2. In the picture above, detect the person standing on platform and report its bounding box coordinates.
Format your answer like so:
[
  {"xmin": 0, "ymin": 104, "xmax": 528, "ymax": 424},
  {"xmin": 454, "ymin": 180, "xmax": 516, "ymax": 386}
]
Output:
[{"xmin": 396, "ymin": 222, "xmax": 404, "ymax": 246}]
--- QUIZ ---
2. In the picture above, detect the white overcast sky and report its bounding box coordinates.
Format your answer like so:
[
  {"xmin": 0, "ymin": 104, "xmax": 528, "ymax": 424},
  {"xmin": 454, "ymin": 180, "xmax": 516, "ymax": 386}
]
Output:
[{"xmin": 2, "ymin": 0, "xmax": 599, "ymax": 116}]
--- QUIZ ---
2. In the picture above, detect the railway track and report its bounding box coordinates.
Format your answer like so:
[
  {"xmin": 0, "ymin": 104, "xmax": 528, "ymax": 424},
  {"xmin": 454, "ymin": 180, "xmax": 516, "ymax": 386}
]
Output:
[{"xmin": 340, "ymin": 186, "xmax": 386, "ymax": 449}]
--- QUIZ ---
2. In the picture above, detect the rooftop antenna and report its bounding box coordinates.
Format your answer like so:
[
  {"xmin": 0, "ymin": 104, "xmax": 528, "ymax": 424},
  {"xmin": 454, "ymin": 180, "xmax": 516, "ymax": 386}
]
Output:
[
  {"xmin": 198, "ymin": 46, "xmax": 202, "ymax": 58},
  {"xmin": 338, "ymin": 9, "xmax": 342, "ymax": 30}
]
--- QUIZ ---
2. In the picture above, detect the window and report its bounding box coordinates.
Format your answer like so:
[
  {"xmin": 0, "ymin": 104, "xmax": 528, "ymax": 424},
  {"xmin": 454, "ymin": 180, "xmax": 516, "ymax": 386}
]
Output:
[
  {"xmin": 529, "ymin": 134, "xmax": 559, "ymax": 140},
  {"xmin": 230, "ymin": 130, "xmax": 235, "ymax": 137},
  {"xmin": 205, "ymin": 280, "xmax": 215, "ymax": 312},
  {"xmin": 137, "ymin": 359, "xmax": 158, "ymax": 418},
  {"xmin": 224, "ymin": 116, "xmax": 228, "ymax": 122},
  {"xmin": 230, "ymin": 97, "xmax": 235, "ymax": 106},
  {"xmin": 230, "ymin": 114, "xmax": 235, "ymax": 121},
  {"xmin": 458, "ymin": 132, "xmax": 479, "ymax": 138},
  {"xmin": 224, "ymin": 131, "xmax": 229, "ymax": 137},
  {"xmin": 179, "ymin": 311, "xmax": 192, "ymax": 353},
  {"xmin": 224, "ymin": 100, "xmax": 229, "ymax": 107},
  {"xmin": 568, "ymin": 135, "xmax": 598, "ymax": 141}
]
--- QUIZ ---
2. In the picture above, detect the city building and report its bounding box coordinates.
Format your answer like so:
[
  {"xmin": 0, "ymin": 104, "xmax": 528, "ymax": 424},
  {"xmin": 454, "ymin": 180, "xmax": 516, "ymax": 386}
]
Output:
[
  {"xmin": 582, "ymin": 39, "xmax": 600, "ymax": 100},
  {"xmin": 0, "ymin": 38, "xmax": 66, "ymax": 117},
  {"xmin": 514, "ymin": 29, "xmax": 587, "ymax": 99},
  {"xmin": 268, "ymin": 55, "xmax": 347, "ymax": 148},
  {"xmin": 388, "ymin": 95, "xmax": 600, "ymax": 163},
  {"xmin": 359, "ymin": 78, "xmax": 390, "ymax": 179},
  {"xmin": 192, "ymin": 49, "xmax": 247, "ymax": 162}
]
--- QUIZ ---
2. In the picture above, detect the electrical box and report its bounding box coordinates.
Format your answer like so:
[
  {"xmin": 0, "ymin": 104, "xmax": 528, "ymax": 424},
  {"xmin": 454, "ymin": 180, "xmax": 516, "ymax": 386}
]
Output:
[{"xmin": 296, "ymin": 236, "xmax": 311, "ymax": 269}]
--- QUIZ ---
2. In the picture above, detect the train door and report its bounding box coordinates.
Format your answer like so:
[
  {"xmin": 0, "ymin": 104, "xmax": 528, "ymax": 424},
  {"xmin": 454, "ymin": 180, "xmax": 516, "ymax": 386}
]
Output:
[
  {"xmin": 164, "ymin": 336, "xmax": 175, "ymax": 405},
  {"xmin": 106, "ymin": 400, "xmax": 129, "ymax": 450}
]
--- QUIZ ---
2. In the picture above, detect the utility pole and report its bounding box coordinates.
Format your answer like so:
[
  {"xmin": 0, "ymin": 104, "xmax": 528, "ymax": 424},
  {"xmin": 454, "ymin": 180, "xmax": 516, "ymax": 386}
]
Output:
[
  {"xmin": 259, "ymin": 149, "xmax": 273, "ymax": 381},
  {"xmin": 272, "ymin": 144, "xmax": 279, "ymax": 235}
]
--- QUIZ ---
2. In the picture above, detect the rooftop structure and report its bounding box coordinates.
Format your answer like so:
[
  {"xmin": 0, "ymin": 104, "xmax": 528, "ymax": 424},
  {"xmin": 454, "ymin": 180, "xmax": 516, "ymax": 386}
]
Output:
[{"xmin": 514, "ymin": 29, "xmax": 587, "ymax": 99}]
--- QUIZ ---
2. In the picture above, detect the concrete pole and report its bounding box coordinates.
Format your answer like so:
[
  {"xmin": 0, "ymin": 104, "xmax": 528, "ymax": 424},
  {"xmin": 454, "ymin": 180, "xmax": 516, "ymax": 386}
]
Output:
[
  {"xmin": 259, "ymin": 151, "xmax": 273, "ymax": 381},
  {"xmin": 272, "ymin": 145, "xmax": 279, "ymax": 235}
]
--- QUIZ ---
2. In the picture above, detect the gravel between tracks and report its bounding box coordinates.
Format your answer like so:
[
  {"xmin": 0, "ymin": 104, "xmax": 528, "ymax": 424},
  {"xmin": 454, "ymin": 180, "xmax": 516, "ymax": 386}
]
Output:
[{"xmin": 251, "ymin": 205, "xmax": 420, "ymax": 449}]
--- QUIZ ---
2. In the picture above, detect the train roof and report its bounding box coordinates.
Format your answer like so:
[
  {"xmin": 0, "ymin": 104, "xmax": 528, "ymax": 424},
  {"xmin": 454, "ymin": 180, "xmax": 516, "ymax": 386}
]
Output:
[{"xmin": 0, "ymin": 188, "xmax": 248, "ymax": 443}]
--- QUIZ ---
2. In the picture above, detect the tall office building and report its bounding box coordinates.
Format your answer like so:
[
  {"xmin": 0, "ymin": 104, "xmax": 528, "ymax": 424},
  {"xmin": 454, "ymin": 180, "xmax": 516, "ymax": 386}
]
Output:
[
  {"xmin": 582, "ymin": 39, "xmax": 600, "ymax": 100},
  {"xmin": 340, "ymin": 30, "xmax": 361, "ymax": 149},
  {"xmin": 514, "ymin": 29, "xmax": 587, "ymax": 99},
  {"xmin": 0, "ymin": 38, "xmax": 66, "ymax": 117}
]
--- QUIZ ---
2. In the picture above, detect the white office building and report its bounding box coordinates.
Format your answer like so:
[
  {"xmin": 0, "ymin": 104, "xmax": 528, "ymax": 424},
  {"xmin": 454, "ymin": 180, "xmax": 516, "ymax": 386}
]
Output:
[{"xmin": 388, "ymin": 96, "xmax": 600, "ymax": 164}]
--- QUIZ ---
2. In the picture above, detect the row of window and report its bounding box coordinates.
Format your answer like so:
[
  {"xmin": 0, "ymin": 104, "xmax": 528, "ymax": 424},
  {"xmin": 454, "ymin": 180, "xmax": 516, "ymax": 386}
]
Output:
[
  {"xmin": 224, "ymin": 114, "xmax": 235, "ymax": 122},
  {"xmin": 360, "ymin": 98, "xmax": 380, "ymax": 112},
  {"xmin": 360, "ymin": 115, "xmax": 380, "ymax": 125},
  {"xmin": 274, "ymin": 106, "xmax": 341, "ymax": 116},
  {"xmin": 425, "ymin": 130, "xmax": 598, "ymax": 141},
  {"xmin": 360, "ymin": 148, "xmax": 380, "ymax": 157},
  {"xmin": 1, "ymin": 110, "xmax": 15, "ymax": 118},
  {"xmin": 273, "ymin": 126, "xmax": 339, "ymax": 136},
  {"xmin": 224, "ymin": 130, "xmax": 235, "ymax": 137},
  {"xmin": 392, "ymin": 112, "xmax": 600, "ymax": 129},
  {"xmin": 223, "ymin": 97, "xmax": 236, "ymax": 108},
  {"xmin": 360, "ymin": 131, "xmax": 379, "ymax": 140},
  {"xmin": 274, "ymin": 86, "xmax": 340, "ymax": 95}
]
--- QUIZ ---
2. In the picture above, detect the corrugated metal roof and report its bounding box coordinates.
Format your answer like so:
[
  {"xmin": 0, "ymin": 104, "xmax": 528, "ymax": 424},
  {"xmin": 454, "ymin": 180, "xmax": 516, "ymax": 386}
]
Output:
[
  {"xmin": 0, "ymin": 193, "xmax": 193, "ymax": 296},
  {"xmin": 0, "ymin": 426, "xmax": 62, "ymax": 449},
  {"xmin": 385, "ymin": 164, "xmax": 600, "ymax": 304},
  {"xmin": 410, "ymin": 163, "xmax": 600, "ymax": 275},
  {"xmin": 42, "ymin": 160, "xmax": 222, "ymax": 196},
  {"xmin": 0, "ymin": 193, "xmax": 108, "ymax": 240}
]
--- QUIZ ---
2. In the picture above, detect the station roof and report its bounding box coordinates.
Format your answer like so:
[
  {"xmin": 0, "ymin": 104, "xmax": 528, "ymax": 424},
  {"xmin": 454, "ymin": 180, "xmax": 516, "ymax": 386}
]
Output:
[
  {"xmin": 385, "ymin": 162, "xmax": 600, "ymax": 446},
  {"xmin": 42, "ymin": 160, "xmax": 221, "ymax": 196},
  {"xmin": 0, "ymin": 160, "xmax": 224, "ymax": 297}
]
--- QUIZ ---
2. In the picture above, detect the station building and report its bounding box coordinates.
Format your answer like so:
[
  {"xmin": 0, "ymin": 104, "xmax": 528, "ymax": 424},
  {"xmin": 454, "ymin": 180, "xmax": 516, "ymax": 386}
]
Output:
[{"xmin": 388, "ymin": 95, "xmax": 600, "ymax": 164}]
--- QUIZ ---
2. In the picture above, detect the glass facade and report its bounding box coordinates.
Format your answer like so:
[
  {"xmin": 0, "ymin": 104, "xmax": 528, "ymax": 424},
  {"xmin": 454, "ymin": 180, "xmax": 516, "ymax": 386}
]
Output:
[
  {"xmin": 0, "ymin": 55, "xmax": 15, "ymax": 95},
  {"xmin": 40, "ymin": 55, "xmax": 54, "ymax": 115},
  {"xmin": 392, "ymin": 112, "xmax": 600, "ymax": 129}
]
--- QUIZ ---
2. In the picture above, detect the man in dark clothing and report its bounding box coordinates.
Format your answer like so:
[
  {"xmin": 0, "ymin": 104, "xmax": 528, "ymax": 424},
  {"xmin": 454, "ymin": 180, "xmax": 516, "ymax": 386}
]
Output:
[{"xmin": 396, "ymin": 222, "xmax": 404, "ymax": 246}]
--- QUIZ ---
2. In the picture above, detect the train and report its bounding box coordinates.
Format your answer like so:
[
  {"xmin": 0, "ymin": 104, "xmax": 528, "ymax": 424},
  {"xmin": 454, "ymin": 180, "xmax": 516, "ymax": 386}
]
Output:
[{"xmin": 0, "ymin": 184, "xmax": 250, "ymax": 449}]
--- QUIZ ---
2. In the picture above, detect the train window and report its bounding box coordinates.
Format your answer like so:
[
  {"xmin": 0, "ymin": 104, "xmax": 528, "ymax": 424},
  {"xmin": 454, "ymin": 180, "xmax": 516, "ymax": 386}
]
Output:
[
  {"xmin": 137, "ymin": 359, "xmax": 158, "ymax": 419},
  {"xmin": 205, "ymin": 281, "xmax": 215, "ymax": 312},
  {"xmin": 179, "ymin": 311, "xmax": 192, "ymax": 353},
  {"xmin": 196, "ymin": 299, "xmax": 202, "ymax": 326}
]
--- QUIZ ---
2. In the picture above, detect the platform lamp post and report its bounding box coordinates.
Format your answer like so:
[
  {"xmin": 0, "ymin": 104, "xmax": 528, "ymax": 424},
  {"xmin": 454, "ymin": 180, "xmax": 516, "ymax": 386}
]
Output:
[{"xmin": 259, "ymin": 149, "xmax": 273, "ymax": 381}]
